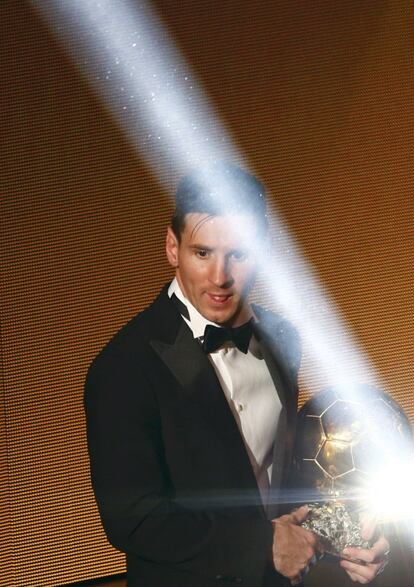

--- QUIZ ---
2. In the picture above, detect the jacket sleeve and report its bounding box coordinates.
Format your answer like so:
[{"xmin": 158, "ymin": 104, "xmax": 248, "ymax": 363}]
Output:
[{"xmin": 84, "ymin": 350, "xmax": 274, "ymax": 584}]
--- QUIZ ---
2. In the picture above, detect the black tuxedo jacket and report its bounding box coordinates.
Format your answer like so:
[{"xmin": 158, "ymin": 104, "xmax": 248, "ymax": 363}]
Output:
[{"xmin": 84, "ymin": 285, "xmax": 301, "ymax": 587}]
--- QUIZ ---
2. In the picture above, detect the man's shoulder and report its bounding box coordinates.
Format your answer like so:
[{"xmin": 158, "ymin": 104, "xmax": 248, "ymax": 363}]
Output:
[
  {"xmin": 252, "ymin": 304, "xmax": 299, "ymax": 341},
  {"xmin": 252, "ymin": 304, "xmax": 301, "ymax": 375},
  {"xmin": 89, "ymin": 284, "xmax": 176, "ymax": 371}
]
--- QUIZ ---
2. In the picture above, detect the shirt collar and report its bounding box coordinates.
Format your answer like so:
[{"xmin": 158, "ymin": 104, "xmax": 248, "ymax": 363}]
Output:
[
  {"xmin": 168, "ymin": 277, "xmax": 256, "ymax": 340},
  {"xmin": 168, "ymin": 278, "xmax": 217, "ymax": 338}
]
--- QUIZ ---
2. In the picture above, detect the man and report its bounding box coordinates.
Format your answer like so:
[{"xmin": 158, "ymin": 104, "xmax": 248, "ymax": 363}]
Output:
[{"xmin": 84, "ymin": 163, "xmax": 388, "ymax": 586}]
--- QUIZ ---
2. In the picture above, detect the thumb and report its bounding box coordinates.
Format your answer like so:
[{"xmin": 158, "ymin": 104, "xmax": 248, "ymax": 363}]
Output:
[
  {"xmin": 359, "ymin": 512, "xmax": 377, "ymax": 541},
  {"xmin": 289, "ymin": 505, "xmax": 310, "ymax": 524}
]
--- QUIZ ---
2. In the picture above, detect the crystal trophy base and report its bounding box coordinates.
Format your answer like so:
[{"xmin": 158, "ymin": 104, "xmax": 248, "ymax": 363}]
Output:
[{"xmin": 302, "ymin": 501, "xmax": 369, "ymax": 558}]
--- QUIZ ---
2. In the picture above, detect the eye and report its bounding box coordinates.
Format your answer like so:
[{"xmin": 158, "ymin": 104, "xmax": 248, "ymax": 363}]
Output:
[
  {"xmin": 196, "ymin": 249, "xmax": 209, "ymax": 258},
  {"xmin": 230, "ymin": 249, "xmax": 248, "ymax": 261}
]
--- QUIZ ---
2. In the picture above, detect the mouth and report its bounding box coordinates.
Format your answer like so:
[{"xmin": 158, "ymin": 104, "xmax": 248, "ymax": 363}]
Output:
[{"xmin": 206, "ymin": 292, "xmax": 233, "ymax": 306}]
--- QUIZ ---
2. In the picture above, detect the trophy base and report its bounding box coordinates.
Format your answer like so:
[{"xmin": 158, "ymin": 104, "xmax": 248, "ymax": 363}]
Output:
[{"xmin": 302, "ymin": 501, "xmax": 370, "ymax": 558}]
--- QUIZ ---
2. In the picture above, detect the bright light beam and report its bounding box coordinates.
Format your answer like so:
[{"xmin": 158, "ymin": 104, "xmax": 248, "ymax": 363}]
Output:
[
  {"xmin": 32, "ymin": 0, "xmax": 382, "ymax": 392},
  {"xmin": 32, "ymin": 0, "xmax": 240, "ymax": 183}
]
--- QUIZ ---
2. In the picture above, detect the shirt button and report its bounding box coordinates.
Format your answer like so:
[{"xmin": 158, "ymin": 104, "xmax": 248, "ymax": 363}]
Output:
[{"xmin": 237, "ymin": 403, "xmax": 244, "ymax": 412}]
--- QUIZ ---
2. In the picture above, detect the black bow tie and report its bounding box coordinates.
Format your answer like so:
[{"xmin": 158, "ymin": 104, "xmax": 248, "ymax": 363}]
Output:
[{"xmin": 202, "ymin": 320, "xmax": 254, "ymax": 354}]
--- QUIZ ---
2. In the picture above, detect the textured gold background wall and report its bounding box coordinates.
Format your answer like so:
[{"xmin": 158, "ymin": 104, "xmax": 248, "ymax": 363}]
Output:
[{"xmin": 1, "ymin": 1, "xmax": 413, "ymax": 585}]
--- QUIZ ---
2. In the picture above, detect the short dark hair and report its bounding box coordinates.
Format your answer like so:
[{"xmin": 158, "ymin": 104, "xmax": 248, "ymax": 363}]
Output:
[{"xmin": 171, "ymin": 162, "xmax": 268, "ymax": 239}]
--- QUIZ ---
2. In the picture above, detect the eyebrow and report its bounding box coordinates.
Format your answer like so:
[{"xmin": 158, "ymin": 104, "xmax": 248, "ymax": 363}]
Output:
[
  {"xmin": 189, "ymin": 244, "xmax": 214, "ymax": 251},
  {"xmin": 188, "ymin": 244, "xmax": 250, "ymax": 256}
]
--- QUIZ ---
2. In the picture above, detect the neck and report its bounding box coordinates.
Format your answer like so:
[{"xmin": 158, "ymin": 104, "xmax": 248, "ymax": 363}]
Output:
[{"xmin": 220, "ymin": 304, "xmax": 252, "ymax": 328}]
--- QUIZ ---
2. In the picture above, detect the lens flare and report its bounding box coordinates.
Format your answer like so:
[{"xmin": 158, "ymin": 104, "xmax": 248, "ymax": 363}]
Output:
[{"xmin": 364, "ymin": 460, "xmax": 414, "ymax": 523}]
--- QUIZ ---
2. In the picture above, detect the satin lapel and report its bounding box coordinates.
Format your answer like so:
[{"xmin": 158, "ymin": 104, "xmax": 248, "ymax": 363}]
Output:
[
  {"xmin": 150, "ymin": 321, "xmax": 261, "ymax": 493},
  {"xmin": 253, "ymin": 322, "xmax": 294, "ymax": 417},
  {"xmin": 253, "ymin": 323, "xmax": 296, "ymax": 518}
]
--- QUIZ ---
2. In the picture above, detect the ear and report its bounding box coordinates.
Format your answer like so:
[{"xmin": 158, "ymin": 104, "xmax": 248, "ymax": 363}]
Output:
[{"xmin": 165, "ymin": 226, "xmax": 180, "ymax": 268}]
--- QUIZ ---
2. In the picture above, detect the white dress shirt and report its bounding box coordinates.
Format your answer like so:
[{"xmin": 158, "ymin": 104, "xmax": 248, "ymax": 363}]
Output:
[{"xmin": 168, "ymin": 278, "xmax": 282, "ymax": 504}]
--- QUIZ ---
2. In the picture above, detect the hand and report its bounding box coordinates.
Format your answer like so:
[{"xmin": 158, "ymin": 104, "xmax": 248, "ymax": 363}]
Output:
[
  {"xmin": 272, "ymin": 505, "xmax": 319, "ymax": 584},
  {"xmin": 340, "ymin": 515, "xmax": 390, "ymax": 584}
]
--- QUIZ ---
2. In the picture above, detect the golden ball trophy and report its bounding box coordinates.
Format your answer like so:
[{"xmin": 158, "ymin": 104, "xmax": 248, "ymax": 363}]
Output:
[{"xmin": 293, "ymin": 385, "xmax": 413, "ymax": 558}]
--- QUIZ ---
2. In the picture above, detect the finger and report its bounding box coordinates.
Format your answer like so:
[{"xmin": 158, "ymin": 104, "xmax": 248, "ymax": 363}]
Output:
[
  {"xmin": 340, "ymin": 559, "xmax": 371, "ymax": 583},
  {"xmin": 289, "ymin": 505, "xmax": 310, "ymax": 524},
  {"xmin": 272, "ymin": 513, "xmax": 290, "ymax": 524},
  {"xmin": 370, "ymin": 534, "xmax": 390, "ymax": 559},
  {"xmin": 359, "ymin": 512, "xmax": 377, "ymax": 541},
  {"xmin": 343, "ymin": 535, "xmax": 390, "ymax": 564},
  {"xmin": 340, "ymin": 558, "xmax": 386, "ymax": 583}
]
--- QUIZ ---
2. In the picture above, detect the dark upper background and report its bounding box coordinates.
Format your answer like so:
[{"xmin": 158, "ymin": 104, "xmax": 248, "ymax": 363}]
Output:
[{"xmin": 1, "ymin": 1, "xmax": 413, "ymax": 585}]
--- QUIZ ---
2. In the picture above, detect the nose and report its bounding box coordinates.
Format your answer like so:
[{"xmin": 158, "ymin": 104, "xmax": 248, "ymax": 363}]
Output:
[{"xmin": 209, "ymin": 257, "xmax": 233, "ymax": 288}]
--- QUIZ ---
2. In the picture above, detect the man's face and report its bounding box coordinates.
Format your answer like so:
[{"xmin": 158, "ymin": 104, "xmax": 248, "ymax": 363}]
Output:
[{"xmin": 166, "ymin": 213, "xmax": 263, "ymax": 327}]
